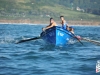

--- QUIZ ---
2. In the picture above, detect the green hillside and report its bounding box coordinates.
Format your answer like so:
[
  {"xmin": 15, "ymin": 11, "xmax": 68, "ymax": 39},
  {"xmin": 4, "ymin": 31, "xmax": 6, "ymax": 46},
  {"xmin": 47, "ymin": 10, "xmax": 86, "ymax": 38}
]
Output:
[{"xmin": 0, "ymin": 0, "xmax": 100, "ymax": 21}]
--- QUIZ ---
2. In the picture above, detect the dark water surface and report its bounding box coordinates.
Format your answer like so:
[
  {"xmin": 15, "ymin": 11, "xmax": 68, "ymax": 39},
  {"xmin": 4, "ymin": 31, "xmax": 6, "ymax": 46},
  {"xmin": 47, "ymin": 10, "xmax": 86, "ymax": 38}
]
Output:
[{"xmin": 0, "ymin": 24, "xmax": 100, "ymax": 75}]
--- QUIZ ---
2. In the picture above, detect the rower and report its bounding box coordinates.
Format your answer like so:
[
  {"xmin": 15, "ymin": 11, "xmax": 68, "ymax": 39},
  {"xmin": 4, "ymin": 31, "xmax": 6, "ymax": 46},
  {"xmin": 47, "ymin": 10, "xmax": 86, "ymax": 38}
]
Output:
[
  {"xmin": 60, "ymin": 16, "xmax": 68, "ymax": 30},
  {"xmin": 60, "ymin": 16, "xmax": 74, "ymax": 33},
  {"xmin": 42, "ymin": 18, "xmax": 57, "ymax": 31}
]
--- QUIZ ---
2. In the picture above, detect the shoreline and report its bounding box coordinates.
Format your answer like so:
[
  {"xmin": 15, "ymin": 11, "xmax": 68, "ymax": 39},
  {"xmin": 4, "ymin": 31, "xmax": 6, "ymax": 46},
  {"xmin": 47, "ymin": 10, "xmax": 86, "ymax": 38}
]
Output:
[
  {"xmin": 0, "ymin": 19, "xmax": 100, "ymax": 26},
  {"xmin": 0, "ymin": 23, "xmax": 100, "ymax": 27}
]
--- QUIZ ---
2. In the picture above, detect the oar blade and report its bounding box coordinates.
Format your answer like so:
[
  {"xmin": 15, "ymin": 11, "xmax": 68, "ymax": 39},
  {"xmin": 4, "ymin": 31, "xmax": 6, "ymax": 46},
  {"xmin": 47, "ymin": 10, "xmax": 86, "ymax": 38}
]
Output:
[{"xmin": 16, "ymin": 39, "xmax": 27, "ymax": 44}]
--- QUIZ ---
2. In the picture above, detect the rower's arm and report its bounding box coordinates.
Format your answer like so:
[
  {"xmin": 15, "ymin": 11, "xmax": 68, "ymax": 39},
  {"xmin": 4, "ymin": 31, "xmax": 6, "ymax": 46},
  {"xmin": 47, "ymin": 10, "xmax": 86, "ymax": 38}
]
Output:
[
  {"xmin": 45, "ymin": 24, "xmax": 53, "ymax": 29},
  {"xmin": 42, "ymin": 22, "xmax": 57, "ymax": 31},
  {"xmin": 46, "ymin": 22, "xmax": 57, "ymax": 29}
]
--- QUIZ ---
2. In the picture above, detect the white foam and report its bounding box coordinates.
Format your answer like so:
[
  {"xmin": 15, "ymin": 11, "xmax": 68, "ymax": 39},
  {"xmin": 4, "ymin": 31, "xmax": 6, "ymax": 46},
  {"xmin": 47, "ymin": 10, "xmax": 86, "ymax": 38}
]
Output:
[
  {"xmin": 0, "ymin": 23, "xmax": 100, "ymax": 26},
  {"xmin": 0, "ymin": 23, "xmax": 48, "ymax": 25}
]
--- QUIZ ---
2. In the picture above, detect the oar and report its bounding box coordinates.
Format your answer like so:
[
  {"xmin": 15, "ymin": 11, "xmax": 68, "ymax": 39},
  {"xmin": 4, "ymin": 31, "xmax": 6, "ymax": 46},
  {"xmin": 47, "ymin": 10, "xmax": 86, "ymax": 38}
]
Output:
[
  {"xmin": 82, "ymin": 38, "xmax": 100, "ymax": 45},
  {"xmin": 74, "ymin": 36, "xmax": 83, "ymax": 45},
  {"xmin": 70, "ymin": 32, "xmax": 83, "ymax": 45},
  {"xmin": 16, "ymin": 36, "xmax": 41, "ymax": 44}
]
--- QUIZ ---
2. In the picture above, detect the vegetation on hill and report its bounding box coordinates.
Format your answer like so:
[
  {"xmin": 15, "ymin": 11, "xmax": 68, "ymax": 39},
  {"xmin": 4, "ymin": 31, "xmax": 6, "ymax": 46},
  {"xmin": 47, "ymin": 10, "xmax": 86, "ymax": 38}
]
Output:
[{"xmin": 0, "ymin": 0, "xmax": 100, "ymax": 21}]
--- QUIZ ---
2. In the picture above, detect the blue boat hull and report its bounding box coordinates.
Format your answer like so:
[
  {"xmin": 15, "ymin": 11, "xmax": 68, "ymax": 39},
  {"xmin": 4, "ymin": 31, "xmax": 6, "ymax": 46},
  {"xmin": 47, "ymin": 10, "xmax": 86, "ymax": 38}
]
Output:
[{"xmin": 40, "ymin": 26, "xmax": 72, "ymax": 45}]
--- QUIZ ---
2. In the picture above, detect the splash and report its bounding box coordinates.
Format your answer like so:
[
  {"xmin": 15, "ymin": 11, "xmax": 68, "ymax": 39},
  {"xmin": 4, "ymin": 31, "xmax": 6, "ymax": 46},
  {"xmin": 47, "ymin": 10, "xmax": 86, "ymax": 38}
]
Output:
[
  {"xmin": 68, "ymin": 39, "xmax": 76, "ymax": 44},
  {"xmin": 0, "ymin": 36, "xmax": 15, "ymax": 44}
]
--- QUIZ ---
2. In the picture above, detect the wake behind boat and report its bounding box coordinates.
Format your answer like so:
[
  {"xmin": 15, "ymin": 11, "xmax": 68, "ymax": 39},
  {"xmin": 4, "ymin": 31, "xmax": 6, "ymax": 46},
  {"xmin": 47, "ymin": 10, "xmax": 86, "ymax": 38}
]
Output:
[{"xmin": 40, "ymin": 26, "xmax": 73, "ymax": 45}]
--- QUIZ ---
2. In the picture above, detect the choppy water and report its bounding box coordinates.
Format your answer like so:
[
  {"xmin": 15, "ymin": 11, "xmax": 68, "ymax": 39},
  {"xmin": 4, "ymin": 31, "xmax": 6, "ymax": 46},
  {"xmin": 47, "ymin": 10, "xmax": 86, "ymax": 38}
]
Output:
[{"xmin": 0, "ymin": 24, "xmax": 100, "ymax": 75}]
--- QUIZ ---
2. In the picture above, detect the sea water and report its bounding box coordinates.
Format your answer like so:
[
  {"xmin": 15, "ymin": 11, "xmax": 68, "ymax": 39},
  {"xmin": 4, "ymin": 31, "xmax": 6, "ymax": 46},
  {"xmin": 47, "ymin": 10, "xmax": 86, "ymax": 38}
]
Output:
[{"xmin": 0, "ymin": 24, "xmax": 100, "ymax": 75}]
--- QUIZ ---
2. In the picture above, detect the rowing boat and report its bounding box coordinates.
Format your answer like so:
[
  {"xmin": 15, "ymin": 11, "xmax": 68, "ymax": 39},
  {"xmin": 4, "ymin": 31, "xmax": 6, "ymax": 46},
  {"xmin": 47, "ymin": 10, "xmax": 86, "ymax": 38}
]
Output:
[{"xmin": 40, "ymin": 26, "xmax": 72, "ymax": 45}]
